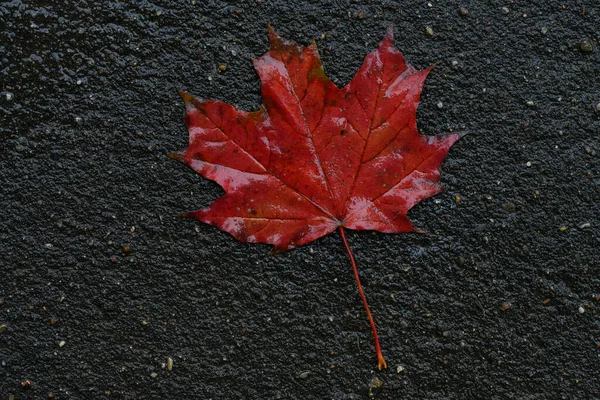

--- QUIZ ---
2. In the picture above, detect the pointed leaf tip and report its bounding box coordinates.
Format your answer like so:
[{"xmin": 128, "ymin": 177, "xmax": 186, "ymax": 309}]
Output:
[
  {"xmin": 167, "ymin": 152, "xmax": 184, "ymax": 161},
  {"xmin": 385, "ymin": 25, "xmax": 394, "ymax": 41},
  {"xmin": 442, "ymin": 131, "xmax": 469, "ymax": 148},
  {"xmin": 179, "ymin": 90, "xmax": 195, "ymax": 105},
  {"xmin": 267, "ymin": 24, "xmax": 282, "ymax": 48},
  {"xmin": 268, "ymin": 247, "xmax": 284, "ymax": 256}
]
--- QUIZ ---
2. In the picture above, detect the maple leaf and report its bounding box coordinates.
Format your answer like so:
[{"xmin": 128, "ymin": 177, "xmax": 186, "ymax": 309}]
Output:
[{"xmin": 171, "ymin": 27, "xmax": 464, "ymax": 370}]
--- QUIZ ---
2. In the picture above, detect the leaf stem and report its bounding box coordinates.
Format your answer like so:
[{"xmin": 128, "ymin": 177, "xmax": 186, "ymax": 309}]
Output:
[{"xmin": 338, "ymin": 226, "xmax": 387, "ymax": 370}]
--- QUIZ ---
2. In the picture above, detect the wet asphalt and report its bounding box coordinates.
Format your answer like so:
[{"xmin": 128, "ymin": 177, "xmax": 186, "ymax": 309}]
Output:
[{"xmin": 0, "ymin": 1, "xmax": 599, "ymax": 398}]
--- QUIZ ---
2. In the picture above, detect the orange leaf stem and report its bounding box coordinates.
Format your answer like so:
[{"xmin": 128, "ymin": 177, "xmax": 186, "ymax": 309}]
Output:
[{"xmin": 338, "ymin": 226, "xmax": 387, "ymax": 370}]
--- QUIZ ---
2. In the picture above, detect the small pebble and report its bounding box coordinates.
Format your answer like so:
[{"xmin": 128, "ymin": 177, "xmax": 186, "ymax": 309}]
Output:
[
  {"xmin": 559, "ymin": 226, "xmax": 567, "ymax": 232},
  {"xmin": 5, "ymin": 92, "xmax": 13, "ymax": 101},
  {"xmin": 580, "ymin": 39, "xmax": 593, "ymax": 53},
  {"xmin": 526, "ymin": 100, "xmax": 535, "ymax": 106},
  {"xmin": 425, "ymin": 26, "xmax": 434, "ymax": 36},
  {"xmin": 218, "ymin": 64, "xmax": 226, "ymax": 72},
  {"xmin": 502, "ymin": 7, "xmax": 509, "ymax": 13},
  {"xmin": 396, "ymin": 365, "xmax": 405, "ymax": 373},
  {"xmin": 526, "ymin": 161, "xmax": 532, "ymax": 167},
  {"xmin": 75, "ymin": 116, "xmax": 82, "ymax": 124},
  {"xmin": 454, "ymin": 194, "xmax": 461, "ymax": 203},
  {"xmin": 0, "ymin": 324, "xmax": 7, "ymax": 333},
  {"xmin": 459, "ymin": 7, "xmax": 469, "ymax": 16},
  {"xmin": 368, "ymin": 376, "xmax": 384, "ymax": 389},
  {"xmin": 436, "ymin": 101, "xmax": 443, "ymax": 109},
  {"xmin": 541, "ymin": 27, "xmax": 548, "ymax": 35},
  {"xmin": 299, "ymin": 371, "xmax": 310, "ymax": 379},
  {"xmin": 500, "ymin": 302, "xmax": 511, "ymax": 311},
  {"xmin": 58, "ymin": 340, "xmax": 65, "ymax": 348},
  {"xmin": 595, "ymin": 102, "xmax": 600, "ymax": 112},
  {"xmin": 150, "ymin": 372, "xmax": 158, "ymax": 379},
  {"xmin": 578, "ymin": 306, "xmax": 585, "ymax": 314}
]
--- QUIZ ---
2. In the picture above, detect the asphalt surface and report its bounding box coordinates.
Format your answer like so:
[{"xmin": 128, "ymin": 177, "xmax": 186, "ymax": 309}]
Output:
[{"xmin": 1, "ymin": 1, "xmax": 599, "ymax": 399}]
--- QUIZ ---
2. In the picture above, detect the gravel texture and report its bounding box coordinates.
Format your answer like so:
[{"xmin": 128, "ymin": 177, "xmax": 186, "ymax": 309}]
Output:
[{"xmin": 1, "ymin": 1, "xmax": 599, "ymax": 399}]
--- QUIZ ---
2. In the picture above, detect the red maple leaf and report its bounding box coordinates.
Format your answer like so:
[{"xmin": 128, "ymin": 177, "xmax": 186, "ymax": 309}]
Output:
[{"xmin": 171, "ymin": 27, "xmax": 463, "ymax": 370}]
